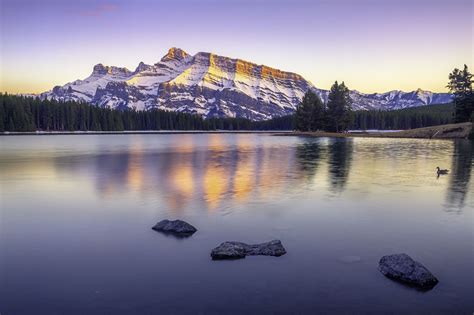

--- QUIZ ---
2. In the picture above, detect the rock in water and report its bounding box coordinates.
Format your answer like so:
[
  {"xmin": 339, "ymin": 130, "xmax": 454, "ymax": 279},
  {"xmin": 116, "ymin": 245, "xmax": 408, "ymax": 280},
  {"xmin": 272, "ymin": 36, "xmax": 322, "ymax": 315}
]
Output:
[
  {"xmin": 244, "ymin": 240, "xmax": 287, "ymax": 256},
  {"xmin": 378, "ymin": 253, "xmax": 438, "ymax": 290},
  {"xmin": 211, "ymin": 240, "xmax": 286, "ymax": 260},
  {"xmin": 152, "ymin": 219, "xmax": 197, "ymax": 236},
  {"xmin": 210, "ymin": 242, "xmax": 247, "ymax": 260}
]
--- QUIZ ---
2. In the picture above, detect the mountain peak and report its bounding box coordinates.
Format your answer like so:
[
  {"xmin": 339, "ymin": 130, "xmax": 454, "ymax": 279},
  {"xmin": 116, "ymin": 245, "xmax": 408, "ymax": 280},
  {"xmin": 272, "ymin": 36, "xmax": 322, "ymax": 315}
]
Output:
[
  {"xmin": 415, "ymin": 88, "xmax": 427, "ymax": 94},
  {"xmin": 161, "ymin": 47, "xmax": 190, "ymax": 62},
  {"xmin": 91, "ymin": 63, "xmax": 131, "ymax": 76},
  {"xmin": 92, "ymin": 63, "xmax": 108, "ymax": 75},
  {"xmin": 135, "ymin": 61, "xmax": 151, "ymax": 72}
]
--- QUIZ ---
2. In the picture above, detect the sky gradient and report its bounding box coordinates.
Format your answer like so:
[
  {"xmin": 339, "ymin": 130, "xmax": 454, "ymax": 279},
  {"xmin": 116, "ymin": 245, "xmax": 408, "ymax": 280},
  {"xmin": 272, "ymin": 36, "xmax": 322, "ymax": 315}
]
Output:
[{"xmin": 1, "ymin": 0, "xmax": 472, "ymax": 94}]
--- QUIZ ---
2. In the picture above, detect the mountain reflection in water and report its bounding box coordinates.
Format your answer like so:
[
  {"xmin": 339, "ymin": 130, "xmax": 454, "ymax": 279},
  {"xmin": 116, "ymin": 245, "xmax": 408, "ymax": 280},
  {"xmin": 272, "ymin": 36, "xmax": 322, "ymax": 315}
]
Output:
[{"xmin": 34, "ymin": 135, "xmax": 471, "ymax": 213}]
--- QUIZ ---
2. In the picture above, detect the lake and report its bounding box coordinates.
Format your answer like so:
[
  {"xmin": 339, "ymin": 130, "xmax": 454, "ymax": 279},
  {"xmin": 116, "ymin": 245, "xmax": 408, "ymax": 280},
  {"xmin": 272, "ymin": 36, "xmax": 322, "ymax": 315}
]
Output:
[{"xmin": 0, "ymin": 134, "xmax": 473, "ymax": 314}]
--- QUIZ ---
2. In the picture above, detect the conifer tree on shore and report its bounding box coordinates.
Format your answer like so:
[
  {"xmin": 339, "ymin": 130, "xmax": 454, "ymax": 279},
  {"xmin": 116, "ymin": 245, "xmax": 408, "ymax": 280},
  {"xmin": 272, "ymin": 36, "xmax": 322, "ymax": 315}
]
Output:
[
  {"xmin": 295, "ymin": 82, "xmax": 353, "ymax": 132},
  {"xmin": 325, "ymin": 81, "xmax": 353, "ymax": 132},
  {"xmin": 447, "ymin": 65, "xmax": 473, "ymax": 123},
  {"xmin": 295, "ymin": 91, "xmax": 325, "ymax": 131}
]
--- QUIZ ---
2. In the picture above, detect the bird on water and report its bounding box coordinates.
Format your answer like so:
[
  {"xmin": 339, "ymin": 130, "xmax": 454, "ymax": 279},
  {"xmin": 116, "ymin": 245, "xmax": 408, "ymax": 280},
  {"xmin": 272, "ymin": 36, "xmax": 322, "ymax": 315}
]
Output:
[{"xmin": 436, "ymin": 167, "xmax": 449, "ymax": 175}]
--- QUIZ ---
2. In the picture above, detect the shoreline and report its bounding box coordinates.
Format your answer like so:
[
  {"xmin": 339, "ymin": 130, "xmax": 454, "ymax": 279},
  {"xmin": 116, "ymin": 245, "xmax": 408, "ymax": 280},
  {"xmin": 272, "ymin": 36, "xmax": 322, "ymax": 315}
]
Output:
[
  {"xmin": 278, "ymin": 122, "xmax": 472, "ymax": 140},
  {"xmin": 1, "ymin": 122, "xmax": 471, "ymax": 139},
  {"xmin": 0, "ymin": 130, "xmax": 285, "ymax": 136}
]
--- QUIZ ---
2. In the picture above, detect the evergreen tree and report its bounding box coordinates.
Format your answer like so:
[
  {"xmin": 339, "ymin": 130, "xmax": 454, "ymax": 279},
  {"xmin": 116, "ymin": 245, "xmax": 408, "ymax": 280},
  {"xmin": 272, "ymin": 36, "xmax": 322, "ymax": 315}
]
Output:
[
  {"xmin": 311, "ymin": 93, "xmax": 325, "ymax": 131},
  {"xmin": 326, "ymin": 81, "xmax": 352, "ymax": 132},
  {"xmin": 296, "ymin": 91, "xmax": 318, "ymax": 131},
  {"xmin": 447, "ymin": 64, "xmax": 473, "ymax": 123}
]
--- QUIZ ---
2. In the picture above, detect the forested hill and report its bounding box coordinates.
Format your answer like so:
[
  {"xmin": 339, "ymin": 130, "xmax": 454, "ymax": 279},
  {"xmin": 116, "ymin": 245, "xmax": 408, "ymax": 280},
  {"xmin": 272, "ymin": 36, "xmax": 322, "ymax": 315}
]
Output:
[{"xmin": 0, "ymin": 94, "xmax": 453, "ymax": 132}]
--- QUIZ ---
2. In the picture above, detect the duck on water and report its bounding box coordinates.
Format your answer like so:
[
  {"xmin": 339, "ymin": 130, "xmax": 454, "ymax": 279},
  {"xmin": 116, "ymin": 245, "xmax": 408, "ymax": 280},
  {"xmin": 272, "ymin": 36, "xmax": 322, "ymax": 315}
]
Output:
[{"xmin": 436, "ymin": 167, "xmax": 449, "ymax": 176}]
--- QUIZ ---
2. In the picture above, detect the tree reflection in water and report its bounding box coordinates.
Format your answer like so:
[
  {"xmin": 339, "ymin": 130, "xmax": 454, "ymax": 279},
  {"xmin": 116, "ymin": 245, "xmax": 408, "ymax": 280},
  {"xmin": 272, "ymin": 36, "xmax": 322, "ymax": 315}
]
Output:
[
  {"xmin": 327, "ymin": 138, "xmax": 353, "ymax": 193},
  {"xmin": 295, "ymin": 139, "xmax": 323, "ymax": 180},
  {"xmin": 445, "ymin": 140, "xmax": 473, "ymax": 213}
]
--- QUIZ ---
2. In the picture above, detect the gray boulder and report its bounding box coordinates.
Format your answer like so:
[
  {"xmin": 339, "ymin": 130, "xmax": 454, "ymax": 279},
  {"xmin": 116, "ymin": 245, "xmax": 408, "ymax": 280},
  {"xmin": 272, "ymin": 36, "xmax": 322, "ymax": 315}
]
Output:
[
  {"xmin": 378, "ymin": 253, "xmax": 438, "ymax": 290},
  {"xmin": 211, "ymin": 240, "xmax": 286, "ymax": 260},
  {"xmin": 152, "ymin": 219, "xmax": 197, "ymax": 237},
  {"xmin": 210, "ymin": 242, "xmax": 247, "ymax": 260}
]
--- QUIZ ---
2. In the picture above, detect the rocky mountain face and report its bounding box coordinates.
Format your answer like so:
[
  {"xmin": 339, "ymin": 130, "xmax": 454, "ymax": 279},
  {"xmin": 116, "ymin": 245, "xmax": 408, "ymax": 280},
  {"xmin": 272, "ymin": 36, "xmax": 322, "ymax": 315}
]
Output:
[{"xmin": 41, "ymin": 47, "xmax": 452, "ymax": 120}]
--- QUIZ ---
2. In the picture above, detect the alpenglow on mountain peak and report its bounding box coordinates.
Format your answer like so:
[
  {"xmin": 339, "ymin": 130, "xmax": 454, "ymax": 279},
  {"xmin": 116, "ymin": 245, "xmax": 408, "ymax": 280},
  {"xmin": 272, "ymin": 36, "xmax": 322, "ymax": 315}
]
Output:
[
  {"xmin": 41, "ymin": 47, "xmax": 452, "ymax": 120},
  {"xmin": 161, "ymin": 47, "xmax": 191, "ymax": 62}
]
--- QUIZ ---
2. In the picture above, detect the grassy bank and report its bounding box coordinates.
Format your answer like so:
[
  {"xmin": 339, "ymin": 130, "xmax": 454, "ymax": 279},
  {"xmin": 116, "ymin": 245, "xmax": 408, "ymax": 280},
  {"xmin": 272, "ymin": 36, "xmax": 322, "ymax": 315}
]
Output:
[{"xmin": 276, "ymin": 122, "xmax": 473, "ymax": 140}]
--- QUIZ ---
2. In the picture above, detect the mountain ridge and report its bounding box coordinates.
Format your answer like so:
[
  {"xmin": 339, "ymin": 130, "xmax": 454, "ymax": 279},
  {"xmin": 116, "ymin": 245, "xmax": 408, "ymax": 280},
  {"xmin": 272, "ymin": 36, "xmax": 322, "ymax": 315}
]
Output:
[{"xmin": 39, "ymin": 47, "xmax": 452, "ymax": 120}]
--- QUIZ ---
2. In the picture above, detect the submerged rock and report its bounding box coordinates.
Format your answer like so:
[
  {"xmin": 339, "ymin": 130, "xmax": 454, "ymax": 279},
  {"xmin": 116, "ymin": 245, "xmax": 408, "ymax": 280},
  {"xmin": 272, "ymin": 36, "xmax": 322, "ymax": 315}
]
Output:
[
  {"xmin": 338, "ymin": 255, "xmax": 362, "ymax": 264},
  {"xmin": 211, "ymin": 240, "xmax": 286, "ymax": 260},
  {"xmin": 378, "ymin": 253, "xmax": 438, "ymax": 290},
  {"xmin": 152, "ymin": 219, "xmax": 197, "ymax": 236}
]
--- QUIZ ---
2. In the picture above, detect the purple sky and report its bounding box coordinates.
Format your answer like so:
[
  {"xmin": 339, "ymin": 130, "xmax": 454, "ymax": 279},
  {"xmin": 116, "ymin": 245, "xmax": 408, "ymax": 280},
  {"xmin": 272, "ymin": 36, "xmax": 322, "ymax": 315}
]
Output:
[{"xmin": 1, "ymin": 0, "xmax": 472, "ymax": 93}]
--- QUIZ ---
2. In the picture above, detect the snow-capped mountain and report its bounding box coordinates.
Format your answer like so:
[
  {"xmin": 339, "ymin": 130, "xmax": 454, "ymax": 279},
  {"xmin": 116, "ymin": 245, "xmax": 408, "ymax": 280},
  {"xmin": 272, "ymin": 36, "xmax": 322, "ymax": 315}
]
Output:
[{"xmin": 40, "ymin": 47, "xmax": 452, "ymax": 120}]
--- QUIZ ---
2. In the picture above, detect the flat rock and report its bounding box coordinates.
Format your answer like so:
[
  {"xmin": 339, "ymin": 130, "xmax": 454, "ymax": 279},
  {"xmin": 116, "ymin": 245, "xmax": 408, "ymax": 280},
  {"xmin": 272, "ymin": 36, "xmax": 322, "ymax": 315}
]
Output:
[
  {"xmin": 378, "ymin": 253, "xmax": 438, "ymax": 290},
  {"xmin": 152, "ymin": 219, "xmax": 197, "ymax": 236},
  {"xmin": 211, "ymin": 240, "xmax": 286, "ymax": 260}
]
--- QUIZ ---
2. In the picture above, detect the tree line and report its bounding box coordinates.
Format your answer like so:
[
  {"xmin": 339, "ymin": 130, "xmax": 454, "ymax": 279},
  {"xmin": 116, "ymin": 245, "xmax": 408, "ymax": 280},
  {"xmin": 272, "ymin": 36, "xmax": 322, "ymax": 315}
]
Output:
[
  {"xmin": 259, "ymin": 103, "xmax": 455, "ymax": 131},
  {"xmin": 0, "ymin": 93, "xmax": 459, "ymax": 133},
  {"xmin": 352, "ymin": 103, "xmax": 453, "ymax": 130},
  {"xmin": 0, "ymin": 94, "xmax": 292, "ymax": 132}
]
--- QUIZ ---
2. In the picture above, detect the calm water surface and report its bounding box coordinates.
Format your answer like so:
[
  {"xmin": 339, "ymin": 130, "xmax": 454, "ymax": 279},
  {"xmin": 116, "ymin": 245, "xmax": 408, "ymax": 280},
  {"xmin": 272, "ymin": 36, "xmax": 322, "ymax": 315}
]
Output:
[{"xmin": 0, "ymin": 134, "xmax": 473, "ymax": 314}]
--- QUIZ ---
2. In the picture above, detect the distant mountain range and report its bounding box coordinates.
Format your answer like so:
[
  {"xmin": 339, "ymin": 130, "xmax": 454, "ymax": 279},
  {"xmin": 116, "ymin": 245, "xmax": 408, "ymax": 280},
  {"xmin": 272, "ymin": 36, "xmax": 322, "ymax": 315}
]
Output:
[{"xmin": 39, "ymin": 47, "xmax": 452, "ymax": 120}]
